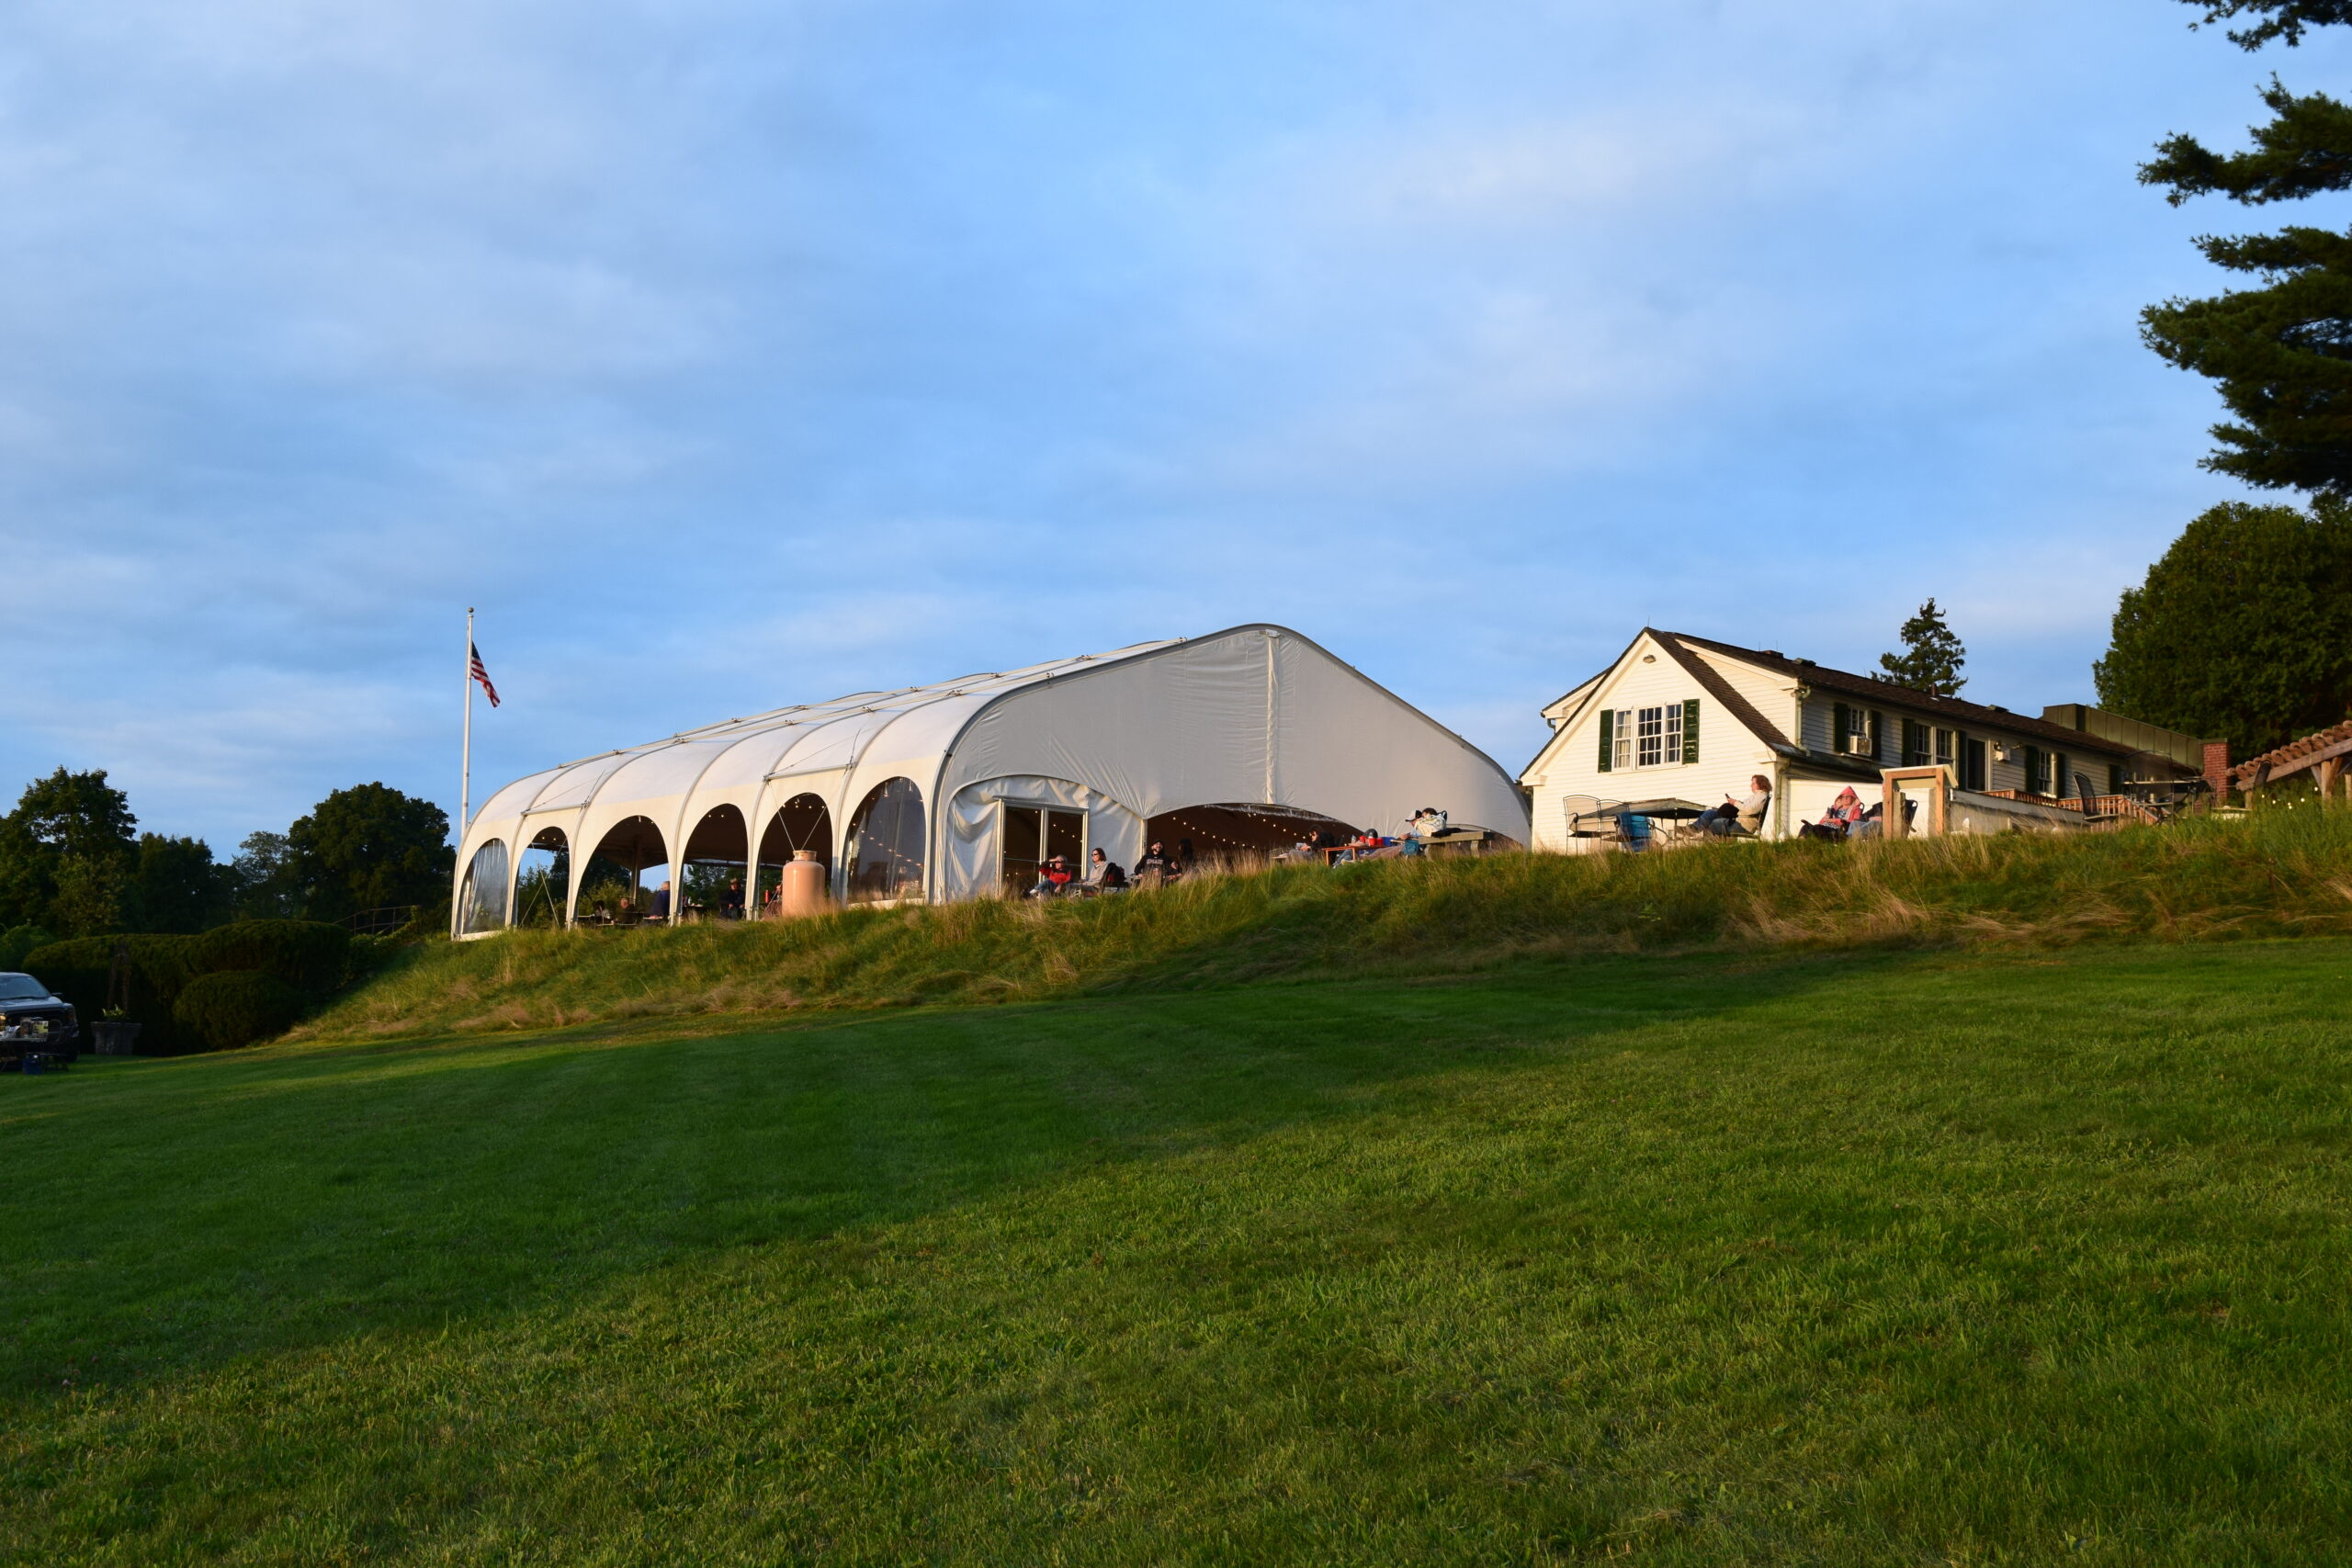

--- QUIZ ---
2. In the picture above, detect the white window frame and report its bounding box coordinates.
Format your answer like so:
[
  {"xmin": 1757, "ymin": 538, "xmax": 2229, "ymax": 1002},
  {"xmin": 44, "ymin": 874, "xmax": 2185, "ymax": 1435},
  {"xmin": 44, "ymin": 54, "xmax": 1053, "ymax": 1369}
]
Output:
[{"xmin": 1623, "ymin": 704, "xmax": 1686, "ymax": 770}]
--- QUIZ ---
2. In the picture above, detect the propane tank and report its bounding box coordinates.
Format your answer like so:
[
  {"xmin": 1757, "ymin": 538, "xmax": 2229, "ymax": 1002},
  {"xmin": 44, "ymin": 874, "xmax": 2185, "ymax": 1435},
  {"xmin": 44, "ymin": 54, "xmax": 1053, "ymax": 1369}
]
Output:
[{"xmin": 779, "ymin": 850, "xmax": 830, "ymax": 918}]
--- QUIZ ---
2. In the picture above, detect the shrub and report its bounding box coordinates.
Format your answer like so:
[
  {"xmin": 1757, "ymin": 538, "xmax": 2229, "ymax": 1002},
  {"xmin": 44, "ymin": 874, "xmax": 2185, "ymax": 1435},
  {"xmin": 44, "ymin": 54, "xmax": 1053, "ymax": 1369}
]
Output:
[
  {"xmin": 19, "ymin": 921, "xmax": 348, "ymax": 1055},
  {"xmin": 173, "ymin": 971, "xmax": 304, "ymax": 1051},
  {"xmin": 189, "ymin": 920, "xmax": 351, "ymax": 993},
  {"xmin": 0, "ymin": 924, "xmax": 54, "ymax": 972},
  {"xmin": 21, "ymin": 933, "xmax": 205, "ymax": 1054}
]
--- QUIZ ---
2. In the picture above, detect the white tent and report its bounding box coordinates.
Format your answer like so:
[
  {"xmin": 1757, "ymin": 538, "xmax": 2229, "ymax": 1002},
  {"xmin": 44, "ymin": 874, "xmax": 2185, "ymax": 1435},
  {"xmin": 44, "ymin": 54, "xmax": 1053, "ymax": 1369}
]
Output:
[{"xmin": 453, "ymin": 623, "xmax": 1530, "ymax": 933}]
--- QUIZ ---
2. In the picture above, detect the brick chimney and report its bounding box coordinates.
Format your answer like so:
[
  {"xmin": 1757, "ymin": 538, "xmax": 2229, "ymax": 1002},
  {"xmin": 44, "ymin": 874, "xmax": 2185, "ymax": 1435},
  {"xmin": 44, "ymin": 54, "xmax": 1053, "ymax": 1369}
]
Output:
[{"xmin": 2203, "ymin": 739, "xmax": 2231, "ymax": 802}]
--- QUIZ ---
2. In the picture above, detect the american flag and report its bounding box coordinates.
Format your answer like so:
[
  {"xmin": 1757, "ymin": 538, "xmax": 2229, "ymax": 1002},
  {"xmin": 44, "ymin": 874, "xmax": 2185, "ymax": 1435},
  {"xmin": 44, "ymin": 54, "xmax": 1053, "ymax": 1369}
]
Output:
[{"xmin": 469, "ymin": 642, "xmax": 501, "ymax": 707}]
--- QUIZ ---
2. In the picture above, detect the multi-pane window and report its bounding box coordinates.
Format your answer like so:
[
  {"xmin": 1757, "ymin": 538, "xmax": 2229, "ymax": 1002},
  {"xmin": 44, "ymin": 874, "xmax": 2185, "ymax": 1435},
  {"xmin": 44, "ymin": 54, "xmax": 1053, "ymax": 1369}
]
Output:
[
  {"xmin": 1902, "ymin": 719, "xmax": 1930, "ymax": 767},
  {"xmin": 1934, "ymin": 728, "xmax": 1957, "ymax": 769},
  {"xmin": 1832, "ymin": 704, "xmax": 1884, "ymax": 760},
  {"xmin": 1635, "ymin": 705, "xmax": 1681, "ymax": 767},
  {"xmin": 1600, "ymin": 700, "xmax": 1696, "ymax": 771},
  {"xmin": 2024, "ymin": 746, "xmax": 2052, "ymax": 796}
]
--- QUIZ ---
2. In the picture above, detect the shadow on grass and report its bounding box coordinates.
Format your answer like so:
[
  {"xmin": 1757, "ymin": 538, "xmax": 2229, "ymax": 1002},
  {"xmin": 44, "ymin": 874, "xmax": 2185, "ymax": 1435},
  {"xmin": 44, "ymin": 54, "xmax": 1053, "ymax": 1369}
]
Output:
[{"xmin": 0, "ymin": 948, "xmax": 1910, "ymax": 1408}]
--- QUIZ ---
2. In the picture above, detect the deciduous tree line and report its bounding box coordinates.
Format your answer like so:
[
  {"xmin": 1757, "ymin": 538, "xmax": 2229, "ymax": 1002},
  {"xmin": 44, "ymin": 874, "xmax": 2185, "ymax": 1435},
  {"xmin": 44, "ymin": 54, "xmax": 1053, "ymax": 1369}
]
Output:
[{"xmin": 0, "ymin": 770, "xmax": 451, "ymax": 953}]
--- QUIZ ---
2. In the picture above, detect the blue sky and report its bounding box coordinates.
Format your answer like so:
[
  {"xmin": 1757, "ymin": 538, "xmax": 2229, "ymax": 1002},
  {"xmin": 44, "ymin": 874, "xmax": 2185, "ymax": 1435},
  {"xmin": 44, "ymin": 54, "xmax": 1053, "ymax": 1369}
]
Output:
[{"xmin": 6, "ymin": 0, "xmax": 2340, "ymax": 849}]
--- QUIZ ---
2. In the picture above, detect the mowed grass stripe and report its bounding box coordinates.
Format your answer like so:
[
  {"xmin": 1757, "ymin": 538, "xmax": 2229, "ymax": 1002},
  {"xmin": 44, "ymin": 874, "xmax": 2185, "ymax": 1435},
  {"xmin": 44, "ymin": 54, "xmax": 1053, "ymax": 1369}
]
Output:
[{"xmin": 2, "ymin": 942, "xmax": 2348, "ymax": 1563}]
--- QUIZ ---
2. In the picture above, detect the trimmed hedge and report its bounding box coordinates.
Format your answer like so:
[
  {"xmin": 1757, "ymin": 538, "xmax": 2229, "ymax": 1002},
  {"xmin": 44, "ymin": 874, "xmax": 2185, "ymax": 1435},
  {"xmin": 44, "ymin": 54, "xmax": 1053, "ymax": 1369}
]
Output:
[
  {"xmin": 21, "ymin": 920, "xmax": 352, "ymax": 1055},
  {"xmin": 189, "ymin": 921, "xmax": 350, "ymax": 994},
  {"xmin": 173, "ymin": 971, "xmax": 304, "ymax": 1050}
]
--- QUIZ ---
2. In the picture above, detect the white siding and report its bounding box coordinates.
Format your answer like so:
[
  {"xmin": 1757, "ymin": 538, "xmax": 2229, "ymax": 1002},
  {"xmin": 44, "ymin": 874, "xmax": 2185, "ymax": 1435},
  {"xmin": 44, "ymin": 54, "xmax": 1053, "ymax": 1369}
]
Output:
[
  {"xmin": 1521, "ymin": 634, "xmax": 1781, "ymax": 850},
  {"xmin": 1687, "ymin": 647, "xmax": 1803, "ymax": 744}
]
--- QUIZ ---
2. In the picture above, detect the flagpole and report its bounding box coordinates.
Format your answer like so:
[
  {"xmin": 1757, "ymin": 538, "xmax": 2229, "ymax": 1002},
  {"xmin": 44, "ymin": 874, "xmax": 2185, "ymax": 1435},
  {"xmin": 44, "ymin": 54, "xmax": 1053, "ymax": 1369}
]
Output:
[{"xmin": 461, "ymin": 605, "xmax": 475, "ymax": 840}]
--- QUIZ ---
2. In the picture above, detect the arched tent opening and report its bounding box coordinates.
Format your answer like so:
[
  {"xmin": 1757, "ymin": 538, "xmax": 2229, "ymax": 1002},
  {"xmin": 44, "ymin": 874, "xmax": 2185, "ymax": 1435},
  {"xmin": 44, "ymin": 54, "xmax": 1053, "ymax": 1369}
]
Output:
[
  {"xmin": 754, "ymin": 793, "xmax": 833, "ymax": 916},
  {"xmin": 1144, "ymin": 804, "xmax": 1359, "ymax": 871},
  {"xmin": 458, "ymin": 839, "xmax": 511, "ymax": 935},
  {"xmin": 844, "ymin": 777, "xmax": 924, "ymax": 904},
  {"xmin": 681, "ymin": 804, "xmax": 750, "ymax": 920},
  {"xmin": 514, "ymin": 826, "xmax": 571, "ymax": 928},
  {"xmin": 578, "ymin": 816, "xmax": 669, "ymax": 921}
]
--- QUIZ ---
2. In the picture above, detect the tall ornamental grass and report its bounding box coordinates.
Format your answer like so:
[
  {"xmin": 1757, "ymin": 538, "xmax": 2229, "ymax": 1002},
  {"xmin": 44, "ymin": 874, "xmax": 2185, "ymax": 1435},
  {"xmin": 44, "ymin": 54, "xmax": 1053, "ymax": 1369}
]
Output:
[{"xmin": 295, "ymin": 808, "xmax": 2352, "ymax": 1042}]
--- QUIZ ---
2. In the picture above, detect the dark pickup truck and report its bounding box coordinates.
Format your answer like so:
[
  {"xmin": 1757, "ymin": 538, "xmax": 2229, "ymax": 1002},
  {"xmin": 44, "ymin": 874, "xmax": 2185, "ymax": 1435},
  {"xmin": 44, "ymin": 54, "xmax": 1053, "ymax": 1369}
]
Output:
[{"xmin": 0, "ymin": 972, "xmax": 79, "ymax": 1066}]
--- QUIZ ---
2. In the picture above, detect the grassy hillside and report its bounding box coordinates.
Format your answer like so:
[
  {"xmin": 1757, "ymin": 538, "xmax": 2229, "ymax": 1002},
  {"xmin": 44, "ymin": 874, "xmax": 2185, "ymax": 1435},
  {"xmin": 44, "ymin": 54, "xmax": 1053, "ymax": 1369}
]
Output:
[
  {"xmin": 6, "ymin": 941, "xmax": 2350, "ymax": 1563},
  {"xmin": 302, "ymin": 808, "xmax": 2352, "ymax": 1041}
]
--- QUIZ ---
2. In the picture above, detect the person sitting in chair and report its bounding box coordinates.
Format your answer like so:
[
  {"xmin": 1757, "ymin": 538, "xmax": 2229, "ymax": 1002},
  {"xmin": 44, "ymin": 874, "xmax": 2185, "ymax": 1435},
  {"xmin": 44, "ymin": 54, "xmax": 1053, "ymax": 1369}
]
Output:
[
  {"xmin": 1082, "ymin": 848, "xmax": 1127, "ymax": 891},
  {"xmin": 1799, "ymin": 787, "xmax": 1865, "ymax": 841},
  {"xmin": 1031, "ymin": 855, "xmax": 1077, "ymax": 897},
  {"xmin": 1694, "ymin": 775, "xmax": 1772, "ymax": 836},
  {"xmin": 1134, "ymin": 840, "xmax": 1180, "ymax": 883}
]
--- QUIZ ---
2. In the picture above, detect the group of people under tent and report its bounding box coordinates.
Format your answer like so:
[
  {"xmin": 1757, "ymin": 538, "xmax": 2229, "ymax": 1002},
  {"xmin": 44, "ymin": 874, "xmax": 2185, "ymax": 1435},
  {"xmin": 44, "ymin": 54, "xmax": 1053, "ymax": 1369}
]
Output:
[
  {"xmin": 1272, "ymin": 805, "xmax": 1459, "ymax": 866},
  {"xmin": 1026, "ymin": 839, "xmax": 1190, "ymax": 899},
  {"xmin": 1797, "ymin": 784, "xmax": 1908, "ymax": 842},
  {"xmin": 584, "ymin": 874, "xmax": 788, "ymax": 926},
  {"xmin": 579, "ymin": 878, "xmax": 680, "ymax": 926},
  {"xmin": 1027, "ymin": 804, "xmax": 1474, "ymax": 896}
]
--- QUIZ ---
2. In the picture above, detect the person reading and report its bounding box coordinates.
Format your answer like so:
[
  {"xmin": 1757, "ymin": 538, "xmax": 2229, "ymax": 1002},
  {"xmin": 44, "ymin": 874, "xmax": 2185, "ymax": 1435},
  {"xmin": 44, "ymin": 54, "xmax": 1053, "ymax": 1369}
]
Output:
[{"xmin": 1694, "ymin": 775, "xmax": 1772, "ymax": 836}]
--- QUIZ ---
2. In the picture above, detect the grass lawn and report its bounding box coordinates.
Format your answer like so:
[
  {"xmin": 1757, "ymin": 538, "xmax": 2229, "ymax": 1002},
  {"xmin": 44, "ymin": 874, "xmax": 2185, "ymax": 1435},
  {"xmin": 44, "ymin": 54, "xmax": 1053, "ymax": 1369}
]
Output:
[{"xmin": 4, "ymin": 940, "xmax": 2350, "ymax": 1564}]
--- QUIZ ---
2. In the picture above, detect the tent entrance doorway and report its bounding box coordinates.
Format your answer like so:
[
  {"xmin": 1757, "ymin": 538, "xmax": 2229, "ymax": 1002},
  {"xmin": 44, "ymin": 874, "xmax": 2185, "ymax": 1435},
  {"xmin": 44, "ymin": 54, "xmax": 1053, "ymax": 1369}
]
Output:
[
  {"xmin": 1001, "ymin": 805, "xmax": 1084, "ymax": 896},
  {"xmin": 1145, "ymin": 804, "xmax": 1357, "ymax": 868}
]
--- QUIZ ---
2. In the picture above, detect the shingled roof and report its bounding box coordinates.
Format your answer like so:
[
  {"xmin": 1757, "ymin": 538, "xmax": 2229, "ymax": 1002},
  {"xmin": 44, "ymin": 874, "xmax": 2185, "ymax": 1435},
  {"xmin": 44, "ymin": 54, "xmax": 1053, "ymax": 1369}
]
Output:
[{"xmin": 1656, "ymin": 631, "xmax": 2143, "ymax": 759}]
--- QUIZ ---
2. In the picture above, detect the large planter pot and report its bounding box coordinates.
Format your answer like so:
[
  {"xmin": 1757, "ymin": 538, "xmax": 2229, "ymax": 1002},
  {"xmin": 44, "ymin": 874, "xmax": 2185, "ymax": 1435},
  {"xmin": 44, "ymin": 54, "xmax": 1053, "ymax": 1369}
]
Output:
[
  {"xmin": 778, "ymin": 852, "xmax": 831, "ymax": 919},
  {"xmin": 91, "ymin": 1021, "xmax": 141, "ymax": 1056}
]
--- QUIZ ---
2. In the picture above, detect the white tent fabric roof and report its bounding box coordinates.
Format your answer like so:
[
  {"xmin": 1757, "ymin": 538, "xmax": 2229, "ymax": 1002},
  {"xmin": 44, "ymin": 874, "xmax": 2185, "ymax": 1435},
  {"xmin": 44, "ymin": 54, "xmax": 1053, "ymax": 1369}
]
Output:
[{"xmin": 454, "ymin": 624, "xmax": 1530, "ymax": 926}]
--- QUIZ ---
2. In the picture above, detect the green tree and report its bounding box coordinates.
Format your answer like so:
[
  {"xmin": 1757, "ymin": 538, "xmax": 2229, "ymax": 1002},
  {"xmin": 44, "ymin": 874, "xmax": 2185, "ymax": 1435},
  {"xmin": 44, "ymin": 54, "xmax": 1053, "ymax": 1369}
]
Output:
[
  {"xmin": 230, "ymin": 830, "xmax": 305, "ymax": 920},
  {"xmin": 0, "ymin": 816, "xmax": 51, "ymax": 931},
  {"xmin": 123, "ymin": 833, "xmax": 237, "ymax": 933},
  {"xmin": 2094, "ymin": 496, "xmax": 2352, "ymax": 755},
  {"xmin": 0, "ymin": 769, "xmax": 139, "ymax": 936},
  {"xmin": 1876, "ymin": 599, "xmax": 1968, "ymax": 698},
  {"xmin": 286, "ymin": 784, "xmax": 451, "ymax": 922},
  {"xmin": 2143, "ymin": 5, "xmax": 2352, "ymax": 491}
]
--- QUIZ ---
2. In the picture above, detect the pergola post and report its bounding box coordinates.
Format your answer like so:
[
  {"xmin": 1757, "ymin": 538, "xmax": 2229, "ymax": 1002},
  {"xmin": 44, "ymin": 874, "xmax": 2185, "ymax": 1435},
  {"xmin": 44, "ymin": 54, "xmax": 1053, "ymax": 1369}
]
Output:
[{"xmin": 1881, "ymin": 765, "xmax": 1952, "ymax": 840}]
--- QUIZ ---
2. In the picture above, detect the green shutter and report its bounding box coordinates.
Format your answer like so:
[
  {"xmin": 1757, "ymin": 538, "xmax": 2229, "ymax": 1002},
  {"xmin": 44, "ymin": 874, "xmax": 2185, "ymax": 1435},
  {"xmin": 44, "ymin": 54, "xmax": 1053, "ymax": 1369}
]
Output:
[
  {"xmin": 1834, "ymin": 703, "xmax": 1850, "ymax": 752},
  {"xmin": 1682, "ymin": 699, "xmax": 1700, "ymax": 764},
  {"xmin": 2057, "ymin": 753, "xmax": 2070, "ymax": 800},
  {"xmin": 1870, "ymin": 711, "xmax": 1883, "ymax": 761},
  {"xmin": 2023, "ymin": 745, "xmax": 2041, "ymax": 794},
  {"xmin": 1598, "ymin": 709, "xmax": 1613, "ymax": 773}
]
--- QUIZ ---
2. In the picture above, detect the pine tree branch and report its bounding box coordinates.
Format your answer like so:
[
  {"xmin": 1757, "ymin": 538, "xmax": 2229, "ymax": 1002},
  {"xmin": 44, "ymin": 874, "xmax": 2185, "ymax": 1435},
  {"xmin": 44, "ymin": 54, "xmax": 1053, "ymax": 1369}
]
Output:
[
  {"xmin": 2142, "ymin": 82, "xmax": 2352, "ymax": 205},
  {"xmin": 2183, "ymin": 0, "xmax": 2352, "ymax": 51}
]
